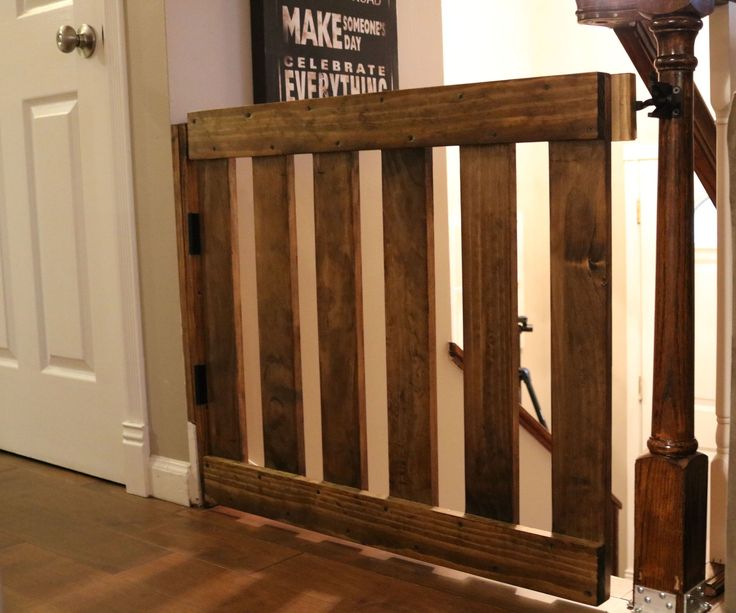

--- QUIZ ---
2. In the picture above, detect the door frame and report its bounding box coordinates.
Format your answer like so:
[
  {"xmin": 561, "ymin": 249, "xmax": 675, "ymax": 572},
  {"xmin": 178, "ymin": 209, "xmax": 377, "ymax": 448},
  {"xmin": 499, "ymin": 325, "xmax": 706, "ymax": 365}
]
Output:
[{"xmin": 100, "ymin": 0, "xmax": 151, "ymax": 497}]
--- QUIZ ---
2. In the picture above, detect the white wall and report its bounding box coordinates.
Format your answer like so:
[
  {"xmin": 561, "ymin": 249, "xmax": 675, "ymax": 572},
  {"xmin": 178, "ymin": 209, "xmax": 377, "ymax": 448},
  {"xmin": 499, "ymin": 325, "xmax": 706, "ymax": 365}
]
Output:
[{"xmin": 165, "ymin": 0, "xmax": 253, "ymax": 123}]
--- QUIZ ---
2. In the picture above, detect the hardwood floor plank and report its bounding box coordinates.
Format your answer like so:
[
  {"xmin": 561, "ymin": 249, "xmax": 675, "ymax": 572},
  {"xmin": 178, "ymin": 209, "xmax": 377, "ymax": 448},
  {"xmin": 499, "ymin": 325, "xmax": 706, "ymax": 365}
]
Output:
[
  {"xmin": 135, "ymin": 516, "xmax": 301, "ymax": 572},
  {"xmin": 249, "ymin": 552, "xmax": 507, "ymax": 613},
  {"xmin": 0, "ymin": 497, "xmax": 168, "ymax": 573},
  {"xmin": 0, "ymin": 543, "xmax": 105, "ymax": 605},
  {"xmin": 0, "ymin": 453, "xmax": 633, "ymax": 612},
  {"xmin": 38, "ymin": 574, "xmax": 199, "ymax": 613},
  {"xmin": 116, "ymin": 551, "xmax": 335, "ymax": 613}
]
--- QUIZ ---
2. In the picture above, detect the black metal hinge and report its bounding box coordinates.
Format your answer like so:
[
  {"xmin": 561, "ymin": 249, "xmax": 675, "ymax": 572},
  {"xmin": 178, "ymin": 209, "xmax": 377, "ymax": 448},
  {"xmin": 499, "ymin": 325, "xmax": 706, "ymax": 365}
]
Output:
[
  {"xmin": 635, "ymin": 75, "xmax": 682, "ymax": 119},
  {"xmin": 187, "ymin": 213, "xmax": 202, "ymax": 255},
  {"xmin": 193, "ymin": 363, "xmax": 208, "ymax": 405}
]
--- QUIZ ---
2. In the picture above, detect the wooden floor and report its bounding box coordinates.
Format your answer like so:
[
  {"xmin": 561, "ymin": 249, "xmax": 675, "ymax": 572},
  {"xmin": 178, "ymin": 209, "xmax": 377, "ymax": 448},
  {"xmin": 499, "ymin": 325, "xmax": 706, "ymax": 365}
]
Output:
[{"xmin": 0, "ymin": 452, "xmax": 682, "ymax": 612}]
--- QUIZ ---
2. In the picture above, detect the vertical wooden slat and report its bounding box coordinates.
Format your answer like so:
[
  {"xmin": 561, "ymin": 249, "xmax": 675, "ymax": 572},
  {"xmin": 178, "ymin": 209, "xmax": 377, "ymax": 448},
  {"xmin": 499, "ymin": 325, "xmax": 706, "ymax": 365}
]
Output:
[
  {"xmin": 549, "ymin": 140, "xmax": 612, "ymax": 602},
  {"xmin": 313, "ymin": 152, "xmax": 367, "ymax": 489},
  {"xmin": 172, "ymin": 124, "xmax": 208, "ymax": 461},
  {"xmin": 200, "ymin": 157, "xmax": 246, "ymax": 461},
  {"xmin": 382, "ymin": 148, "xmax": 437, "ymax": 505},
  {"xmin": 253, "ymin": 155, "xmax": 305, "ymax": 475},
  {"xmin": 172, "ymin": 124, "xmax": 246, "ymax": 463},
  {"xmin": 460, "ymin": 144, "xmax": 519, "ymax": 522}
]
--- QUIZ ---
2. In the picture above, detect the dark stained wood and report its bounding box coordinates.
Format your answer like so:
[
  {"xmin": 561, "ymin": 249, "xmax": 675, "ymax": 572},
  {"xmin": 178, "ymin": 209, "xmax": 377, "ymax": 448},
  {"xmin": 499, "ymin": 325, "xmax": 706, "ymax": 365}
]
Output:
[
  {"xmin": 611, "ymin": 73, "xmax": 637, "ymax": 142},
  {"xmin": 647, "ymin": 15, "xmax": 700, "ymax": 458},
  {"xmin": 448, "ymin": 341, "xmax": 465, "ymax": 370},
  {"xmin": 448, "ymin": 340, "xmax": 621, "ymax": 575},
  {"xmin": 199, "ymin": 158, "xmax": 246, "ymax": 461},
  {"xmin": 460, "ymin": 144, "xmax": 519, "ymax": 522},
  {"xmin": 549, "ymin": 139, "xmax": 612, "ymax": 603},
  {"xmin": 382, "ymin": 148, "xmax": 437, "ymax": 505},
  {"xmin": 313, "ymin": 152, "xmax": 367, "ymax": 489},
  {"xmin": 634, "ymin": 453, "xmax": 708, "ymax": 597},
  {"xmin": 614, "ymin": 21, "xmax": 717, "ymax": 205},
  {"xmin": 252, "ymin": 155, "xmax": 305, "ymax": 475},
  {"xmin": 172, "ymin": 125, "xmax": 208, "ymax": 461},
  {"xmin": 575, "ymin": 0, "xmax": 715, "ymax": 20},
  {"xmin": 187, "ymin": 73, "xmax": 636, "ymax": 160},
  {"xmin": 634, "ymin": 12, "xmax": 709, "ymax": 605},
  {"xmin": 171, "ymin": 124, "xmax": 245, "ymax": 462},
  {"xmin": 447, "ymin": 342, "xmax": 553, "ymax": 453},
  {"xmin": 203, "ymin": 456, "xmax": 608, "ymax": 606}
]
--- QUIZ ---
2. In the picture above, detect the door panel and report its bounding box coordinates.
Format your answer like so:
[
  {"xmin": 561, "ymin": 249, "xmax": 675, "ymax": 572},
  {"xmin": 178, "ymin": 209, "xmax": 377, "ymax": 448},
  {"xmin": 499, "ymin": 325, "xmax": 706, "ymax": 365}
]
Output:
[
  {"xmin": 16, "ymin": 1, "xmax": 72, "ymax": 19},
  {"xmin": 26, "ymin": 93, "xmax": 95, "ymax": 379},
  {"xmin": 0, "ymin": 0, "xmax": 130, "ymax": 482}
]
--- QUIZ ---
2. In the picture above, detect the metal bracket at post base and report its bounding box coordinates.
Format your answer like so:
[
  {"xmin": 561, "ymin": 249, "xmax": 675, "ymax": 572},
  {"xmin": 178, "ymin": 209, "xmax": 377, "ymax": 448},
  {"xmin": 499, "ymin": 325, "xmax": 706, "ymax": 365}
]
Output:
[
  {"xmin": 631, "ymin": 584, "xmax": 711, "ymax": 612},
  {"xmin": 635, "ymin": 79, "xmax": 683, "ymax": 119}
]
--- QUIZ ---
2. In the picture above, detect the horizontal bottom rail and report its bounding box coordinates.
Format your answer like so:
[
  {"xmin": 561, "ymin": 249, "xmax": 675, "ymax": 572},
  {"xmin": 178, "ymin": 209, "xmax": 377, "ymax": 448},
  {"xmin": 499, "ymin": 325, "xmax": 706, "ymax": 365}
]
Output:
[{"xmin": 203, "ymin": 456, "xmax": 607, "ymax": 605}]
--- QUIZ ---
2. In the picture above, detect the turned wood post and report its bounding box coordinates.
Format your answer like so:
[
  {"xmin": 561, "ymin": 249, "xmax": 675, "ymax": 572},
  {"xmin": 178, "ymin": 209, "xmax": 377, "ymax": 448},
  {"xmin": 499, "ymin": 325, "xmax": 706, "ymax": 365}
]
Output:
[
  {"xmin": 634, "ymin": 6, "xmax": 710, "ymax": 606},
  {"xmin": 576, "ymin": 1, "xmax": 713, "ymax": 607}
]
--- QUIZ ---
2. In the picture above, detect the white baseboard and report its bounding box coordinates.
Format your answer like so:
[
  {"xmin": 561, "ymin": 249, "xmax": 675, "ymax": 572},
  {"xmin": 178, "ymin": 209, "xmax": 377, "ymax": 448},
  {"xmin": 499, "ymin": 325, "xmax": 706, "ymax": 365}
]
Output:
[{"xmin": 149, "ymin": 455, "xmax": 192, "ymax": 506}]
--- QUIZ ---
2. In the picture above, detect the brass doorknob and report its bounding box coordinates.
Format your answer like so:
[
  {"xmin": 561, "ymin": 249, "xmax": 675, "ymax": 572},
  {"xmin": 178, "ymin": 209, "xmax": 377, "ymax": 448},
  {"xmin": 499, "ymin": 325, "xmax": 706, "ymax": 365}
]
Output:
[{"xmin": 56, "ymin": 24, "xmax": 97, "ymax": 58}]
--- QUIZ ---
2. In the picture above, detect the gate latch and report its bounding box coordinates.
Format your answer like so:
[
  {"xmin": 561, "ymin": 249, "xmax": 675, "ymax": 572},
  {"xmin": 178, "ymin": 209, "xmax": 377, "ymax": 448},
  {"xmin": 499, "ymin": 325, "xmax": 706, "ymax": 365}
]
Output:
[{"xmin": 635, "ymin": 77, "xmax": 682, "ymax": 119}]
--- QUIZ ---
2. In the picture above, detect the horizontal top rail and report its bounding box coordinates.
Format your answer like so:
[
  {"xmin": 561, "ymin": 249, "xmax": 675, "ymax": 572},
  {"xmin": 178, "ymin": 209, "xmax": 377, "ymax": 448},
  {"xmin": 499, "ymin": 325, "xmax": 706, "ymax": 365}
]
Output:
[{"xmin": 187, "ymin": 72, "xmax": 636, "ymax": 160}]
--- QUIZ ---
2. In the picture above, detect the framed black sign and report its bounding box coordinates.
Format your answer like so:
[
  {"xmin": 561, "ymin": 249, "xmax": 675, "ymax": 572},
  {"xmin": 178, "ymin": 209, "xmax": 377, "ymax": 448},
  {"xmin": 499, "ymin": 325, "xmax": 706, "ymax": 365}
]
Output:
[{"xmin": 251, "ymin": 0, "xmax": 399, "ymax": 103}]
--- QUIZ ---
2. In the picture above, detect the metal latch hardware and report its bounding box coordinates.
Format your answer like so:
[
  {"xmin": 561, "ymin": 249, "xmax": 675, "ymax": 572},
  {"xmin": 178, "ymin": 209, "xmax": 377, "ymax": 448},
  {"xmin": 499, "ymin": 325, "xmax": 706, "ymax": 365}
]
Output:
[{"xmin": 635, "ymin": 76, "xmax": 682, "ymax": 119}]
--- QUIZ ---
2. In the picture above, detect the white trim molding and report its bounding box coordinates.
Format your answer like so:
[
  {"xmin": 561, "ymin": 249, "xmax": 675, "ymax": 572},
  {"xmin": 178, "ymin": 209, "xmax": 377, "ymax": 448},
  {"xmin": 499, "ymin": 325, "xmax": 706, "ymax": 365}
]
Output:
[
  {"xmin": 709, "ymin": 1, "xmax": 735, "ymax": 564},
  {"xmin": 149, "ymin": 455, "xmax": 194, "ymax": 507},
  {"xmin": 102, "ymin": 0, "xmax": 152, "ymax": 496},
  {"xmin": 122, "ymin": 421, "xmax": 150, "ymax": 496}
]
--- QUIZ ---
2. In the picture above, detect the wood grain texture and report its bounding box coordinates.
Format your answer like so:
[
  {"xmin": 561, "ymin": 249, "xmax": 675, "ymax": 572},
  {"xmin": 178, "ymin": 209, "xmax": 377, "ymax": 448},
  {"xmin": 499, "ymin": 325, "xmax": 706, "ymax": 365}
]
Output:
[
  {"xmin": 636, "ymin": 14, "xmax": 708, "ymax": 603},
  {"xmin": 549, "ymin": 140, "xmax": 612, "ymax": 602},
  {"xmin": 611, "ymin": 73, "xmax": 637, "ymax": 142},
  {"xmin": 253, "ymin": 156, "xmax": 305, "ymax": 475},
  {"xmin": 187, "ymin": 73, "xmax": 617, "ymax": 159},
  {"xmin": 313, "ymin": 152, "xmax": 367, "ymax": 489},
  {"xmin": 460, "ymin": 144, "xmax": 519, "ymax": 522},
  {"xmin": 575, "ymin": 0, "xmax": 715, "ymax": 20},
  {"xmin": 172, "ymin": 125, "xmax": 208, "ymax": 460},
  {"xmin": 199, "ymin": 157, "xmax": 246, "ymax": 461},
  {"xmin": 172, "ymin": 124, "xmax": 246, "ymax": 462},
  {"xmin": 203, "ymin": 456, "xmax": 607, "ymax": 606},
  {"xmin": 382, "ymin": 148, "xmax": 437, "ymax": 505},
  {"xmin": 647, "ymin": 14, "xmax": 701, "ymax": 458},
  {"xmin": 614, "ymin": 21, "xmax": 717, "ymax": 205},
  {"xmin": 634, "ymin": 453, "xmax": 708, "ymax": 595}
]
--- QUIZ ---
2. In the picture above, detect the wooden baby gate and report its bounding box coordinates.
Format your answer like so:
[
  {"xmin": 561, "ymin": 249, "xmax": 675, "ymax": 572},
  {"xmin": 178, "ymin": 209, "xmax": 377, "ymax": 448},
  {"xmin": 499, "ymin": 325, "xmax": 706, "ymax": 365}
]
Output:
[{"xmin": 172, "ymin": 72, "xmax": 636, "ymax": 606}]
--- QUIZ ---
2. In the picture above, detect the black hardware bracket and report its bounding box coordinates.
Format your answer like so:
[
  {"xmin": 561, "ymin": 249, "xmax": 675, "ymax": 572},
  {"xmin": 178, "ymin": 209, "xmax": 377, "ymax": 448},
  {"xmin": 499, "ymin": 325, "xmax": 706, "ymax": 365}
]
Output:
[
  {"xmin": 193, "ymin": 363, "xmax": 208, "ymax": 405},
  {"xmin": 187, "ymin": 213, "xmax": 202, "ymax": 256},
  {"xmin": 635, "ymin": 75, "xmax": 682, "ymax": 119}
]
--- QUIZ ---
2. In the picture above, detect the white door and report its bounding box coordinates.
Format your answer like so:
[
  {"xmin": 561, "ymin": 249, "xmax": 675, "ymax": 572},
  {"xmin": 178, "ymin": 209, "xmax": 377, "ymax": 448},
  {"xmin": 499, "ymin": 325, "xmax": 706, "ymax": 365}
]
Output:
[{"xmin": 0, "ymin": 0, "xmax": 145, "ymax": 484}]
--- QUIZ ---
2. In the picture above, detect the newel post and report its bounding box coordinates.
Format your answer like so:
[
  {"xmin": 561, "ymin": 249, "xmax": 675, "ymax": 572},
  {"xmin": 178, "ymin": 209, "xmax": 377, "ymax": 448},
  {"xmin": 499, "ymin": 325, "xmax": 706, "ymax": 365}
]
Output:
[
  {"xmin": 575, "ymin": 1, "xmax": 714, "ymax": 609},
  {"xmin": 633, "ymin": 5, "xmax": 710, "ymax": 608}
]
